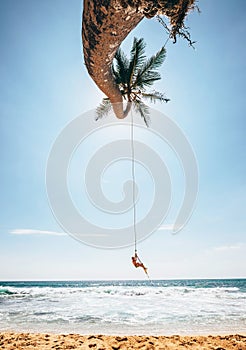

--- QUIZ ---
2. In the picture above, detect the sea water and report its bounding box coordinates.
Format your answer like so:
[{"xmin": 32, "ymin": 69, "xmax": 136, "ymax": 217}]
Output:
[{"xmin": 0, "ymin": 279, "xmax": 245, "ymax": 335}]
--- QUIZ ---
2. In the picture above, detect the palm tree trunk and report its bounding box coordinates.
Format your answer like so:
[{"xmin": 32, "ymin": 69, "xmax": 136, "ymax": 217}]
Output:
[
  {"xmin": 82, "ymin": 0, "xmax": 143, "ymax": 119},
  {"xmin": 82, "ymin": 0, "xmax": 196, "ymax": 119}
]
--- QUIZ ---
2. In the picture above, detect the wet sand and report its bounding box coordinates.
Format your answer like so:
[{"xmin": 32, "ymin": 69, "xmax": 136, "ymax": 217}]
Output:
[{"xmin": 0, "ymin": 332, "xmax": 246, "ymax": 349}]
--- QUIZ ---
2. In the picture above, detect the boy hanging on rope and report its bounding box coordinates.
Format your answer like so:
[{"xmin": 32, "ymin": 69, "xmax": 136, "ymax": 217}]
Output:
[{"xmin": 132, "ymin": 252, "xmax": 148, "ymax": 275}]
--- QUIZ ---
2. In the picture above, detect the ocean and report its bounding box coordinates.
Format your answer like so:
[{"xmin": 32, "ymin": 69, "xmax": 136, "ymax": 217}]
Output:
[{"xmin": 0, "ymin": 279, "xmax": 245, "ymax": 335}]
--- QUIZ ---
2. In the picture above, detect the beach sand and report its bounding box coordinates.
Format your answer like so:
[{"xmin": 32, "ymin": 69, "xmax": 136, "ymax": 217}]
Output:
[{"xmin": 0, "ymin": 332, "xmax": 245, "ymax": 349}]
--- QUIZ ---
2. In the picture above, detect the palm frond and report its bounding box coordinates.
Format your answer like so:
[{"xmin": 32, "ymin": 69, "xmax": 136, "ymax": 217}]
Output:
[
  {"xmin": 143, "ymin": 46, "xmax": 166, "ymax": 71},
  {"xmin": 95, "ymin": 98, "xmax": 112, "ymax": 120},
  {"xmin": 96, "ymin": 37, "xmax": 169, "ymax": 127},
  {"xmin": 127, "ymin": 38, "xmax": 146, "ymax": 86},
  {"xmin": 113, "ymin": 48, "xmax": 129, "ymax": 85},
  {"xmin": 142, "ymin": 91, "xmax": 170, "ymax": 104},
  {"xmin": 135, "ymin": 73, "xmax": 161, "ymax": 89},
  {"xmin": 133, "ymin": 100, "xmax": 150, "ymax": 127},
  {"xmin": 133, "ymin": 46, "xmax": 166, "ymax": 88},
  {"xmin": 111, "ymin": 64, "xmax": 121, "ymax": 85}
]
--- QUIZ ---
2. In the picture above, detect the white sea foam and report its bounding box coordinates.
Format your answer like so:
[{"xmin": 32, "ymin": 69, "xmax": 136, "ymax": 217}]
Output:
[{"xmin": 0, "ymin": 281, "xmax": 245, "ymax": 335}]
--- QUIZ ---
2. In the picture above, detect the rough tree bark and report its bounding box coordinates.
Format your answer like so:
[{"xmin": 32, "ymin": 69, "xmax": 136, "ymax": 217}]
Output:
[{"xmin": 82, "ymin": 0, "xmax": 196, "ymax": 119}]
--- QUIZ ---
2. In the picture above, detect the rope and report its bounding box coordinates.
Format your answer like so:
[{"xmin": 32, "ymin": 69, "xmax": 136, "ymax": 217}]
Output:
[
  {"xmin": 155, "ymin": 15, "xmax": 171, "ymax": 48},
  {"xmin": 163, "ymin": 35, "xmax": 170, "ymax": 48},
  {"xmin": 131, "ymin": 110, "xmax": 151, "ymax": 283},
  {"xmin": 130, "ymin": 108, "xmax": 137, "ymax": 253},
  {"xmin": 130, "ymin": 29, "xmax": 170, "ymax": 276}
]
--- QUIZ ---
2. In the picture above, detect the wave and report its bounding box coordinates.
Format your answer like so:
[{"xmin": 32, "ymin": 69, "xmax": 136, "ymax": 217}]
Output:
[
  {"xmin": 0, "ymin": 285, "xmax": 242, "ymax": 300},
  {"xmin": 33, "ymin": 311, "xmax": 55, "ymax": 316},
  {"xmin": 72, "ymin": 315, "xmax": 103, "ymax": 324},
  {"xmin": 0, "ymin": 281, "xmax": 245, "ymax": 335},
  {"xmin": 0, "ymin": 288, "xmax": 16, "ymax": 296}
]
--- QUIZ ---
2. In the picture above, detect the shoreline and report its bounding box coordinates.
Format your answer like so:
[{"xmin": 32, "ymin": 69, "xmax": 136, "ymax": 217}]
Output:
[{"xmin": 0, "ymin": 332, "xmax": 245, "ymax": 349}]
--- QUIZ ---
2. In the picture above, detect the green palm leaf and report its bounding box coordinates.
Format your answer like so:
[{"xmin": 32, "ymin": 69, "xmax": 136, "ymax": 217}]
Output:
[
  {"xmin": 95, "ymin": 98, "xmax": 112, "ymax": 120},
  {"xmin": 142, "ymin": 91, "xmax": 170, "ymax": 103},
  {"xmin": 113, "ymin": 48, "xmax": 129, "ymax": 85},
  {"xmin": 135, "ymin": 73, "xmax": 161, "ymax": 89},
  {"xmin": 133, "ymin": 46, "xmax": 166, "ymax": 88},
  {"xmin": 133, "ymin": 100, "xmax": 150, "ymax": 127},
  {"xmin": 127, "ymin": 38, "xmax": 146, "ymax": 87},
  {"xmin": 96, "ymin": 38, "xmax": 169, "ymax": 125}
]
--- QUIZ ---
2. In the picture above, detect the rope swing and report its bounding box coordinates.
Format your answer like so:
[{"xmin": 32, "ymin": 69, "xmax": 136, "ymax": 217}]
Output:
[
  {"xmin": 130, "ymin": 30, "xmax": 171, "ymax": 278},
  {"xmin": 130, "ymin": 109, "xmax": 149, "ymax": 278}
]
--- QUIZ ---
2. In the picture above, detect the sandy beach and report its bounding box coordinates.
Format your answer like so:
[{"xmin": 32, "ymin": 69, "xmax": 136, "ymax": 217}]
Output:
[{"xmin": 0, "ymin": 332, "xmax": 245, "ymax": 349}]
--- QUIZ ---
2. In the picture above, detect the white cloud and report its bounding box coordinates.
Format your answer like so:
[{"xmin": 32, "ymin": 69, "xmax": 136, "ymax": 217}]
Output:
[
  {"xmin": 212, "ymin": 243, "xmax": 245, "ymax": 252},
  {"xmin": 9, "ymin": 229, "xmax": 67, "ymax": 236},
  {"xmin": 9, "ymin": 229, "xmax": 109, "ymax": 237}
]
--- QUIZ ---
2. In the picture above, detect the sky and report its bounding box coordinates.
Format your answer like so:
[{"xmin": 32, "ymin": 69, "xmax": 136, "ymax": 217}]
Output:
[{"xmin": 0, "ymin": 0, "xmax": 245, "ymax": 280}]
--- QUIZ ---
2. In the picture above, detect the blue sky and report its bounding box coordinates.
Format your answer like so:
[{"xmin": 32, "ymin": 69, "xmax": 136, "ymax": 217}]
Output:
[{"xmin": 0, "ymin": 0, "xmax": 245, "ymax": 280}]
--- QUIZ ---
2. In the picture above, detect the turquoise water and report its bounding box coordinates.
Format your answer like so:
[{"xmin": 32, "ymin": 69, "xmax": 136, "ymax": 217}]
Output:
[{"xmin": 0, "ymin": 279, "xmax": 245, "ymax": 335}]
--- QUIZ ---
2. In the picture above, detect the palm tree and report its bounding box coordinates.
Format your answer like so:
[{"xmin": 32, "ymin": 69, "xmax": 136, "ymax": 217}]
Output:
[{"xmin": 96, "ymin": 37, "xmax": 169, "ymax": 127}]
